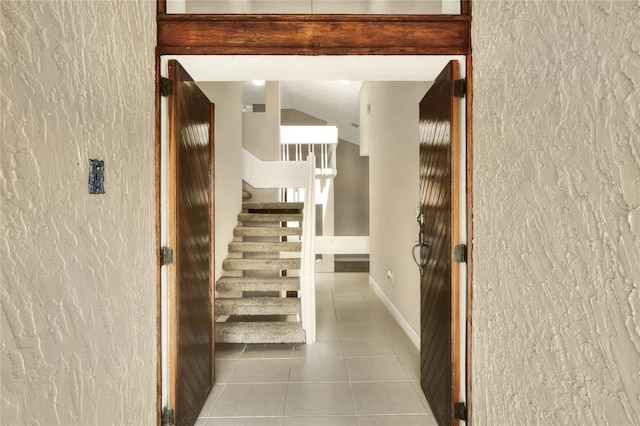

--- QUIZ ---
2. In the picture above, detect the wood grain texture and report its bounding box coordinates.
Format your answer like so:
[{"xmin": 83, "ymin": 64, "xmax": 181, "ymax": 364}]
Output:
[
  {"xmin": 168, "ymin": 60, "xmax": 214, "ymax": 426},
  {"xmin": 419, "ymin": 61, "xmax": 460, "ymax": 426},
  {"xmin": 156, "ymin": 14, "xmax": 470, "ymax": 55}
]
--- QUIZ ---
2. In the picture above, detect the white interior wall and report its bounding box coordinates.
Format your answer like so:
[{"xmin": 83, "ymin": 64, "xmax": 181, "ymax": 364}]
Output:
[
  {"xmin": 472, "ymin": 0, "xmax": 640, "ymax": 423},
  {"xmin": 364, "ymin": 81, "xmax": 432, "ymax": 335},
  {"xmin": 242, "ymin": 81, "xmax": 281, "ymax": 202},
  {"xmin": 197, "ymin": 82, "xmax": 243, "ymax": 281},
  {"xmin": 1, "ymin": 1, "xmax": 156, "ymax": 424}
]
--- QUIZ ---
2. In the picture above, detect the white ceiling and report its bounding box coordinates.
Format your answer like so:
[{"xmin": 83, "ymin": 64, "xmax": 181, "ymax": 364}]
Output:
[
  {"xmin": 165, "ymin": 56, "xmax": 465, "ymax": 82},
  {"xmin": 164, "ymin": 55, "xmax": 466, "ymax": 145}
]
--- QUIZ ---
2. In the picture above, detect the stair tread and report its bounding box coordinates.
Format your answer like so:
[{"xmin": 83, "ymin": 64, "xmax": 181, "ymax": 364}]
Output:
[
  {"xmin": 217, "ymin": 276, "xmax": 300, "ymax": 284},
  {"xmin": 243, "ymin": 201, "xmax": 304, "ymax": 210},
  {"xmin": 222, "ymin": 258, "xmax": 301, "ymax": 271},
  {"xmin": 234, "ymin": 226, "xmax": 302, "ymax": 237},
  {"xmin": 229, "ymin": 241, "xmax": 302, "ymax": 253},
  {"xmin": 217, "ymin": 296, "xmax": 301, "ymax": 304},
  {"xmin": 217, "ymin": 276, "xmax": 300, "ymax": 292},
  {"xmin": 216, "ymin": 297, "xmax": 301, "ymax": 315},
  {"xmin": 215, "ymin": 321, "xmax": 305, "ymax": 344},
  {"xmin": 239, "ymin": 213, "xmax": 303, "ymax": 222}
]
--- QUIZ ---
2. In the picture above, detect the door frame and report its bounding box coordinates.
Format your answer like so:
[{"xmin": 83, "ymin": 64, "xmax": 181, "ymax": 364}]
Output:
[{"xmin": 154, "ymin": 3, "xmax": 474, "ymax": 424}]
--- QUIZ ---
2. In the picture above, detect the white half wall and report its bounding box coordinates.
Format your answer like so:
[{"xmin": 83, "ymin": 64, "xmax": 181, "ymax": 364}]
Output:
[
  {"xmin": 472, "ymin": 0, "xmax": 640, "ymax": 424},
  {"xmin": 1, "ymin": 1, "xmax": 156, "ymax": 424},
  {"xmin": 197, "ymin": 82, "xmax": 243, "ymax": 282},
  {"xmin": 364, "ymin": 81, "xmax": 432, "ymax": 335}
]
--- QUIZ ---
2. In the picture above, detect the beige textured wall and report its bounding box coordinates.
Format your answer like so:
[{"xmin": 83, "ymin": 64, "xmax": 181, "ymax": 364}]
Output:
[
  {"xmin": 472, "ymin": 0, "xmax": 640, "ymax": 423},
  {"xmin": 365, "ymin": 81, "xmax": 431, "ymax": 334},
  {"xmin": 197, "ymin": 82, "xmax": 243, "ymax": 282},
  {"xmin": 1, "ymin": 1, "xmax": 156, "ymax": 424}
]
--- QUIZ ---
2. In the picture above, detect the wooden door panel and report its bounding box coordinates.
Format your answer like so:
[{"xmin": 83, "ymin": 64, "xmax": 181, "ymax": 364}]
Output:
[
  {"xmin": 168, "ymin": 60, "xmax": 214, "ymax": 426},
  {"xmin": 419, "ymin": 61, "xmax": 460, "ymax": 426}
]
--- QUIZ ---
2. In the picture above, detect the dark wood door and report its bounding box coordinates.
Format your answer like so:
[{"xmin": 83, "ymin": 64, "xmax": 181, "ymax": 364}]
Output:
[
  {"xmin": 167, "ymin": 60, "xmax": 215, "ymax": 426},
  {"xmin": 419, "ymin": 61, "xmax": 461, "ymax": 426}
]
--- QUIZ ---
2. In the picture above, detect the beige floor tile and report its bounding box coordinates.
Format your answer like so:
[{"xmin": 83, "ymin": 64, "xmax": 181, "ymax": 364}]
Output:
[
  {"xmin": 356, "ymin": 414, "xmax": 438, "ymax": 425},
  {"xmin": 389, "ymin": 337, "xmax": 419, "ymax": 357},
  {"xmin": 214, "ymin": 359, "xmax": 237, "ymax": 384},
  {"xmin": 411, "ymin": 381, "xmax": 434, "ymax": 413},
  {"xmin": 226, "ymin": 359, "xmax": 291, "ymax": 383},
  {"xmin": 289, "ymin": 358, "xmax": 349, "ymax": 382},
  {"xmin": 293, "ymin": 340, "xmax": 344, "ymax": 359},
  {"xmin": 342, "ymin": 339, "xmax": 395, "ymax": 357},
  {"xmin": 351, "ymin": 382, "xmax": 428, "ymax": 415},
  {"xmin": 211, "ymin": 384, "xmax": 287, "ymax": 417},
  {"xmin": 215, "ymin": 343, "xmax": 246, "ymax": 360},
  {"xmin": 199, "ymin": 273, "xmax": 444, "ymax": 423},
  {"xmin": 206, "ymin": 417, "xmax": 284, "ymax": 426},
  {"xmin": 316, "ymin": 325, "xmax": 342, "ymax": 341},
  {"xmin": 283, "ymin": 416, "xmax": 358, "ymax": 425},
  {"xmin": 241, "ymin": 344, "xmax": 294, "ymax": 359},
  {"xmin": 398, "ymin": 357, "xmax": 420, "ymax": 381},
  {"xmin": 284, "ymin": 383, "xmax": 355, "ymax": 416},
  {"xmin": 340, "ymin": 324, "xmax": 386, "ymax": 339},
  {"xmin": 347, "ymin": 357, "xmax": 408, "ymax": 381},
  {"xmin": 199, "ymin": 384, "xmax": 225, "ymax": 417}
]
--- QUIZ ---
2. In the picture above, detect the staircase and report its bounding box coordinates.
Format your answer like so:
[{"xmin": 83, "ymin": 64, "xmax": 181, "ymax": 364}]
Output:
[{"xmin": 215, "ymin": 201, "xmax": 307, "ymax": 344}]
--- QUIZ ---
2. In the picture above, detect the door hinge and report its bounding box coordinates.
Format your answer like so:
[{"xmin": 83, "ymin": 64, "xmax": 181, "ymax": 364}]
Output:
[
  {"xmin": 454, "ymin": 78, "xmax": 467, "ymax": 98},
  {"xmin": 160, "ymin": 77, "xmax": 174, "ymax": 97},
  {"xmin": 161, "ymin": 406, "xmax": 175, "ymax": 426},
  {"xmin": 454, "ymin": 402, "xmax": 468, "ymax": 421},
  {"xmin": 161, "ymin": 246, "xmax": 174, "ymax": 266},
  {"xmin": 454, "ymin": 244, "xmax": 467, "ymax": 263}
]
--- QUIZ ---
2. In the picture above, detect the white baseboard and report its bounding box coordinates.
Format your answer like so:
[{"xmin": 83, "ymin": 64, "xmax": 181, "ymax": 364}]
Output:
[{"xmin": 369, "ymin": 276, "xmax": 420, "ymax": 350}]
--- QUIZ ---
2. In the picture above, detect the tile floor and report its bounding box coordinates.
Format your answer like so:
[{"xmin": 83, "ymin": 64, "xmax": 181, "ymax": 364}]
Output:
[{"xmin": 196, "ymin": 272, "xmax": 436, "ymax": 426}]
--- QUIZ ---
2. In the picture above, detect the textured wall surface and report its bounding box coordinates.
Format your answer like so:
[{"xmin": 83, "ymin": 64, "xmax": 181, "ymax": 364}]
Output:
[
  {"xmin": 1, "ymin": 1, "xmax": 157, "ymax": 424},
  {"xmin": 472, "ymin": 0, "xmax": 640, "ymax": 423}
]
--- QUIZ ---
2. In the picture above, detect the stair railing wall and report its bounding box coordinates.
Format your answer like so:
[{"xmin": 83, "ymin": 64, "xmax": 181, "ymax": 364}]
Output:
[
  {"xmin": 242, "ymin": 148, "xmax": 306, "ymax": 189},
  {"xmin": 300, "ymin": 153, "xmax": 317, "ymax": 343}
]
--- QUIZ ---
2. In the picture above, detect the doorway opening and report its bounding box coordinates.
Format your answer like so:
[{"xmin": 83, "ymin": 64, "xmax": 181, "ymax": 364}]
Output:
[{"xmin": 159, "ymin": 55, "xmax": 469, "ymax": 426}]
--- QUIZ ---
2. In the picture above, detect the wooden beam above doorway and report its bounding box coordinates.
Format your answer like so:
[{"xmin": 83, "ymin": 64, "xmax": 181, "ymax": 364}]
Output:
[{"xmin": 156, "ymin": 14, "xmax": 471, "ymax": 55}]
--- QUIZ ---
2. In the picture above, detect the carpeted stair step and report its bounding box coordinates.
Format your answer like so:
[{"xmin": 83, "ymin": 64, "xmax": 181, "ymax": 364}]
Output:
[
  {"xmin": 216, "ymin": 321, "xmax": 305, "ymax": 344},
  {"xmin": 217, "ymin": 276, "xmax": 300, "ymax": 293},
  {"xmin": 216, "ymin": 297, "xmax": 301, "ymax": 316},
  {"xmin": 238, "ymin": 213, "xmax": 303, "ymax": 223},
  {"xmin": 229, "ymin": 241, "xmax": 302, "ymax": 253},
  {"xmin": 243, "ymin": 201, "xmax": 304, "ymax": 212},
  {"xmin": 234, "ymin": 226, "xmax": 302, "ymax": 237},
  {"xmin": 222, "ymin": 258, "xmax": 301, "ymax": 271}
]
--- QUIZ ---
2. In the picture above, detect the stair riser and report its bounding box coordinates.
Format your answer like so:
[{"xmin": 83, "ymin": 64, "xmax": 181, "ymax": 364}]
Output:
[{"xmin": 215, "ymin": 322, "xmax": 305, "ymax": 344}]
